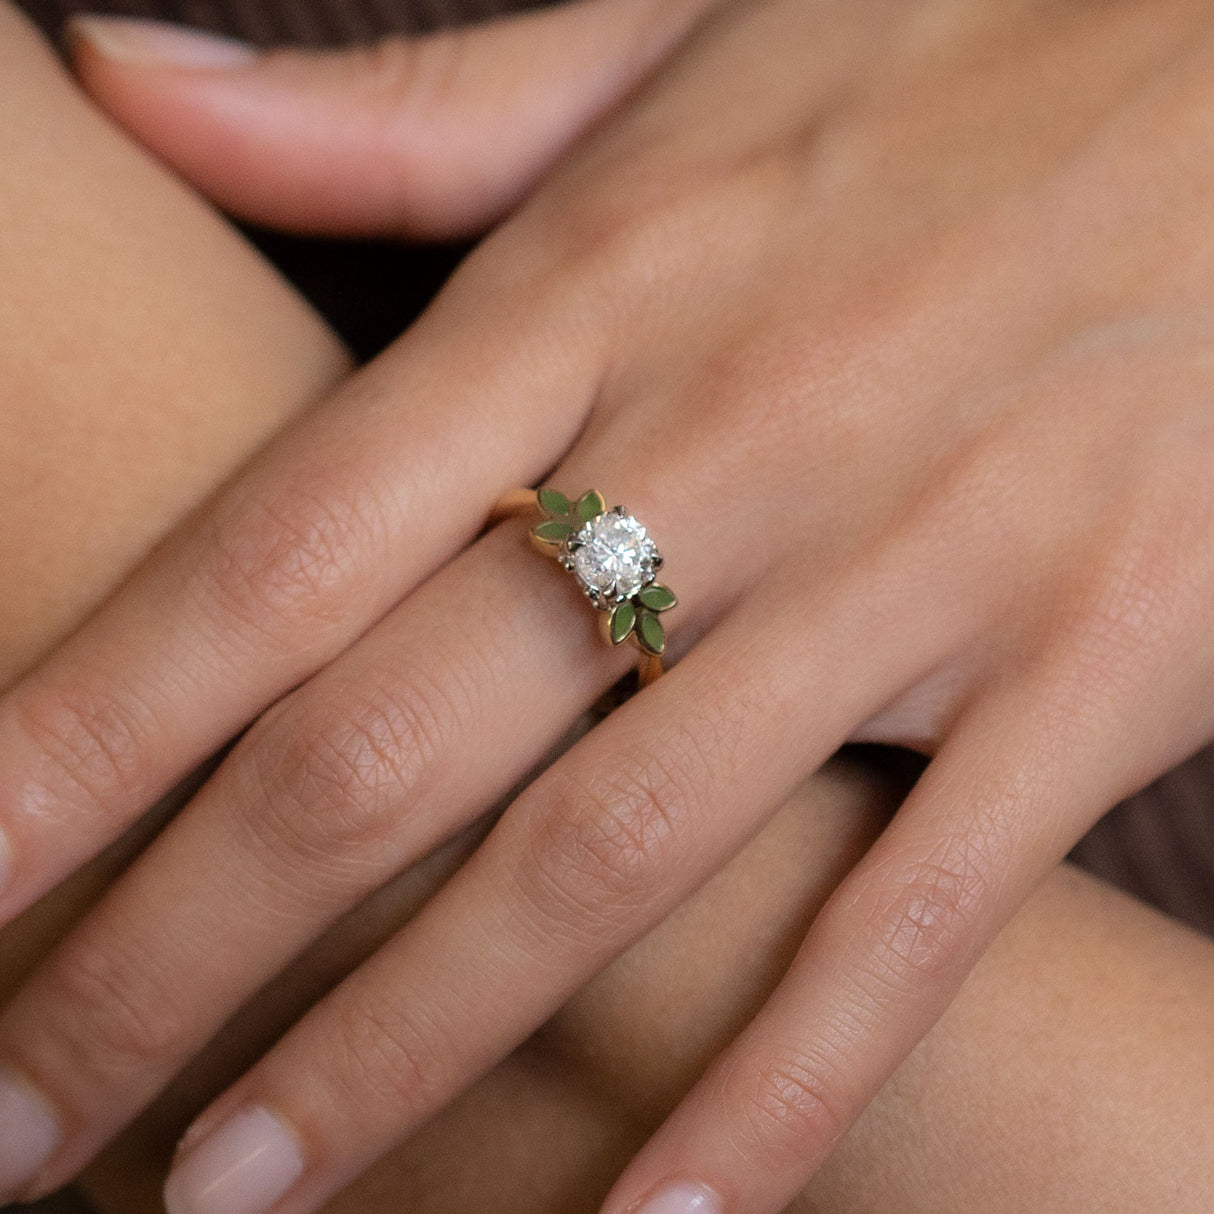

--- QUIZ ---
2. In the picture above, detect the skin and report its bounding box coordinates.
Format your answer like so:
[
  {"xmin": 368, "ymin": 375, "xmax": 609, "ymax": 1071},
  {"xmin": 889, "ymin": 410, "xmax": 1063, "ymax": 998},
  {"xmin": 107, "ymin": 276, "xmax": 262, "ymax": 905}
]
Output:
[
  {"xmin": 0, "ymin": 0, "xmax": 346, "ymax": 1191},
  {"xmin": 0, "ymin": 0, "xmax": 350, "ymax": 981},
  {"xmin": 83, "ymin": 772, "xmax": 1214, "ymax": 1214},
  {"xmin": 0, "ymin": 17, "xmax": 348, "ymax": 691},
  {"xmin": 16, "ymin": 1, "xmax": 1214, "ymax": 1212},
  {"xmin": 0, "ymin": 7, "xmax": 1209, "ymax": 1213}
]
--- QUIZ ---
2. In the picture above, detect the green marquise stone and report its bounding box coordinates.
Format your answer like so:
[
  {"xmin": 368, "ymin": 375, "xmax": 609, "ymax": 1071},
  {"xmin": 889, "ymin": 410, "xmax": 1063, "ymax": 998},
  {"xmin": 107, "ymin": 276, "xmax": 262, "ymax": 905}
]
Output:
[
  {"xmin": 637, "ymin": 611, "xmax": 666, "ymax": 655},
  {"xmin": 537, "ymin": 489, "xmax": 571, "ymax": 517},
  {"xmin": 638, "ymin": 583, "xmax": 677, "ymax": 612},
  {"xmin": 609, "ymin": 600, "xmax": 636, "ymax": 645},
  {"xmin": 533, "ymin": 520, "xmax": 573, "ymax": 543},
  {"xmin": 576, "ymin": 489, "xmax": 606, "ymax": 521}
]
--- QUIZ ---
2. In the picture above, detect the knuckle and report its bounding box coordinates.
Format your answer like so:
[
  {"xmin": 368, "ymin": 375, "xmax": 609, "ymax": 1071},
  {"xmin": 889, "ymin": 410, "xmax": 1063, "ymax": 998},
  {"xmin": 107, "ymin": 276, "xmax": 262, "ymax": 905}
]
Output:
[
  {"xmin": 331, "ymin": 991, "xmax": 447, "ymax": 1112},
  {"xmin": 13, "ymin": 675, "xmax": 157, "ymax": 817},
  {"xmin": 40, "ymin": 933, "xmax": 189, "ymax": 1084},
  {"xmin": 243, "ymin": 674, "xmax": 456, "ymax": 868},
  {"xmin": 897, "ymin": 420, "xmax": 1035, "ymax": 575},
  {"xmin": 859, "ymin": 834, "xmax": 993, "ymax": 997},
  {"xmin": 724, "ymin": 1046, "xmax": 843, "ymax": 1171},
  {"xmin": 200, "ymin": 474, "xmax": 387, "ymax": 651},
  {"xmin": 1062, "ymin": 507, "xmax": 1205, "ymax": 705},
  {"xmin": 547, "ymin": 185, "xmax": 655, "ymax": 277},
  {"xmin": 539, "ymin": 156, "xmax": 789, "ymax": 297},
  {"xmin": 517, "ymin": 750, "xmax": 697, "ymax": 948}
]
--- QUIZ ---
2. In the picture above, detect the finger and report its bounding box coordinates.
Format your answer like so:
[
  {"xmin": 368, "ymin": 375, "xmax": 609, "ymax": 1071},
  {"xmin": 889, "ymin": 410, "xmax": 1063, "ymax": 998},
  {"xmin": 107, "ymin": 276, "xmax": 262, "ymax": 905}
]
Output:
[
  {"xmin": 67, "ymin": 0, "xmax": 712, "ymax": 240},
  {"xmin": 0, "ymin": 518, "xmax": 621, "ymax": 1199},
  {"xmin": 592, "ymin": 661, "xmax": 1171, "ymax": 1214},
  {"xmin": 0, "ymin": 262, "xmax": 601, "ymax": 928},
  {"xmin": 151, "ymin": 545, "xmax": 964, "ymax": 1214},
  {"xmin": 0, "ymin": 419, "xmax": 752, "ymax": 1198}
]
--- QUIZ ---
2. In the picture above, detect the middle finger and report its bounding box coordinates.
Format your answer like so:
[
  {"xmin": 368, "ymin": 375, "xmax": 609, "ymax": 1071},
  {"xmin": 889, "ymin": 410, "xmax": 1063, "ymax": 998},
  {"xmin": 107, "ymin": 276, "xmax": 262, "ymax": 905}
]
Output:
[{"xmin": 0, "ymin": 504, "xmax": 668, "ymax": 1188}]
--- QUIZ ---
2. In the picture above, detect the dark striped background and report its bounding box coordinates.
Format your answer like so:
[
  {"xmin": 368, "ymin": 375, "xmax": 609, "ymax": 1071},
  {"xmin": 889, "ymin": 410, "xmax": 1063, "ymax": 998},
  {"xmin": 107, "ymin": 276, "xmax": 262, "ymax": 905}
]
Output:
[{"xmin": 34, "ymin": 0, "xmax": 547, "ymax": 42}]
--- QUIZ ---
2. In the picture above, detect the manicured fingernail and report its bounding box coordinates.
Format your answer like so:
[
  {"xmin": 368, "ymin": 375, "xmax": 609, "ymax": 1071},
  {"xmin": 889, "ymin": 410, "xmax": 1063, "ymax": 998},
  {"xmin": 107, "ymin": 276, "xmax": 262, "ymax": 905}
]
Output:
[
  {"xmin": 0, "ymin": 1066, "xmax": 61, "ymax": 1199},
  {"xmin": 164, "ymin": 1105, "xmax": 304, "ymax": 1214},
  {"xmin": 629, "ymin": 1181, "xmax": 724, "ymax": 1214},
  {"xmin": 68, "ymin": 16, "xmax": 258, "ymax": 68}
]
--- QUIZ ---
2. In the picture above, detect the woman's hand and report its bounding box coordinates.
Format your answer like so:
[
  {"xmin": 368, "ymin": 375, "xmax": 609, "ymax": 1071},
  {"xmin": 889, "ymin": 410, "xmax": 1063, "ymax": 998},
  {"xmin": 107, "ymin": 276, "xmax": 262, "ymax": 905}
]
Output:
[{"xmin": 4, "ymin": 0, "xmax": 1214, "ymax": 1210}]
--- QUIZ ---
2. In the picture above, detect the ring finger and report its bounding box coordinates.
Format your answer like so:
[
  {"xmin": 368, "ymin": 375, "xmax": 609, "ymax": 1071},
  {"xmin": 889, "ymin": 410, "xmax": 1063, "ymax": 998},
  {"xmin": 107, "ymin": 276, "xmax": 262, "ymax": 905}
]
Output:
[{"xmin": 0, "ymin": 427, "xmax": 764, "ymax": 1198}]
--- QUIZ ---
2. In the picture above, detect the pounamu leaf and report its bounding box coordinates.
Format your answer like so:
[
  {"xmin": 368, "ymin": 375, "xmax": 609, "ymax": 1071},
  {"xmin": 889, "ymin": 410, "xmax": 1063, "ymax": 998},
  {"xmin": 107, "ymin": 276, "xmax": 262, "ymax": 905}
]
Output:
[
  {"xmin": 576, "ymin": 489, "xmax": 606, "ymax": 521},
  {"xmin": 609, "ymin": 600, "xmax": 636, "ymax": 645},
  {"xmin": 532, "ymin": 520, "xmax": 573, "ymax": 544},
  {"xmin": 638, "ymin": 583, "xmax": 677, "ymax": 612},
  {"xmin": 537, "ymin": 488, "xmax": 571, "ymax": 517},
  {"xmin": 637, "ymin": 611, "xmax": 666, "ymax": 655}
]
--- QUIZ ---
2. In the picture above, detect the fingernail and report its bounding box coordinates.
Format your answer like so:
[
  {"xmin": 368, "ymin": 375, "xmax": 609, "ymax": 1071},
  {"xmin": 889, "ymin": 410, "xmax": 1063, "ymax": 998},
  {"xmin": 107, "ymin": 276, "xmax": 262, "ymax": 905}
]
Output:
[
  {"xmin": 164, "ymin": 1105, "xmax": 304, "ymax": 1214},
  {"xmin": 68, "ymin": 16, "xmax": 258, "ymax": 68},
  {"xmin": 0, "ymin": 1066, "xmax": 61, "ymax": 1199},
  {"xmin": 628, "ymin": 1181, "xmax": 724, "ymax": 1214}
]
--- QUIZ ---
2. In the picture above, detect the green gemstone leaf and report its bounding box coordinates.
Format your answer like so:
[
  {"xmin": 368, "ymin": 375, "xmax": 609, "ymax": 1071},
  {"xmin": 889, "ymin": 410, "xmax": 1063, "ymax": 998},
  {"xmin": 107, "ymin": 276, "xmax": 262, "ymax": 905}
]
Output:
[
  {"xmin": 638, "ymin": 583, "xmax": 677, "ymax": 613},
  {"xmin": 609, "ymin": 600, "xmax": 636, "ymax": 645},
  {"xmin": 532, "ymin": 520, "xmax": 573, "ymax": 544},
  {"xmin": 576, "ymin": 490, "xmax": 606, "ymax": 521},
  {"xmin": 537, "ymin": 489, "xmax": 571, "ymax": 517},
  {"xmin": 636, "ymin": 611, "xmax": 666, "ymax": 655}
]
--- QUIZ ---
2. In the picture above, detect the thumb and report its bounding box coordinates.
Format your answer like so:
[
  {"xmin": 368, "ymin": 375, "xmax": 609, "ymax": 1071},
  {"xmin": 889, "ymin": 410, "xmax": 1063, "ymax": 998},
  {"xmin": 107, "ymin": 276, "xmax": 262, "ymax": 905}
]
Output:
[{"xmin": 68, "ymin": 0, "xmax": 707, "ymax": 240}]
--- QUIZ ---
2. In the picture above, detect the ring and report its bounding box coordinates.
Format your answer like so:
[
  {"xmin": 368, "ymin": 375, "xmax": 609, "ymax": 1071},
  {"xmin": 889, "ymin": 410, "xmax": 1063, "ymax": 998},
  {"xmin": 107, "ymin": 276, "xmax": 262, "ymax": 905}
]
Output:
[{"xmin": 490, "ymin": 487, "xmax": 678, "ymax": 692}]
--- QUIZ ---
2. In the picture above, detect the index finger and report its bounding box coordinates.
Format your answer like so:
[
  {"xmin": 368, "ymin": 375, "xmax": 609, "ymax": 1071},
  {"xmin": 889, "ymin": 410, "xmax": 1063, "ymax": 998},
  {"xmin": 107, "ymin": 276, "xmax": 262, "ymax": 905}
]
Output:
[{"xmin": 0, "ymin": 256, "xmax": 601, "ymax": 921}]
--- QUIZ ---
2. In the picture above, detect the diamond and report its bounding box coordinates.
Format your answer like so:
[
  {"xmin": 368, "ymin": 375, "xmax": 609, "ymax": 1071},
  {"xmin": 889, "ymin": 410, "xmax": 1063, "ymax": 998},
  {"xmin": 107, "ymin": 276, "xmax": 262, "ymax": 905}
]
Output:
[{"xmin": 560, "ymin": 506, "xmax": 662, "ymax": 608}]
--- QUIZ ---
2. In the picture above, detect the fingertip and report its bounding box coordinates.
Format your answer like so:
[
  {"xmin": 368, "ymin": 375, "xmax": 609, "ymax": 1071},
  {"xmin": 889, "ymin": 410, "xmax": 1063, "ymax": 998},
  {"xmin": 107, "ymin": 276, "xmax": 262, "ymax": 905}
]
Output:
[
  {"xmin": 65, "ymin": 28, "xmax": 361, "ymax": 236},
  {"xmin": 65, "ymin": 22, "xmax": 485, "ymax": 239},
  {"xmin": 164, "ymin": 1105, "xmax": 304, "ymax": 1214},
  {"xmin": 613, "ymin": 1180, "xmax": 725, "ymax": 1214},
  {"xmin": 64, "ymin": 15, "xmax": 264, "ymax": 196},
  {"xmin": 0, "ymin": 1066, "xmax": 62, "ymax": 1204},
  {"xmin": 66, "ymin": 15, "xmax": 259, "ymax": 70},
  {"xmin": 65, "ymin": 0, "xmax": 706, "ymax": 241}
]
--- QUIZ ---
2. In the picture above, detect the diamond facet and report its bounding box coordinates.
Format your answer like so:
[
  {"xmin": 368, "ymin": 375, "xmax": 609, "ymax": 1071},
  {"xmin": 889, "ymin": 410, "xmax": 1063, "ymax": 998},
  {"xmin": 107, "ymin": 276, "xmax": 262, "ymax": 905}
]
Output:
[{"xmin": 560, "ymin": 506, "xmax": 661, "ymax": 607}]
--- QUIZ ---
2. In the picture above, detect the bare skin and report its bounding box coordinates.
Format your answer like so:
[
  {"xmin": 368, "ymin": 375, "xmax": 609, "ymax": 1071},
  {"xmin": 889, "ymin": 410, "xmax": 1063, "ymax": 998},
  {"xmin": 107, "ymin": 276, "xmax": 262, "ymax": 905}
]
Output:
[
  {"xmin": 0, "ymin": 11, "xmax": 348, "ymax": 688},
  {"xmin": 0, "ymin": 0, "xmax": 349, "ymax": 981},
  {"xmin": 0, "ymin": 7, "xmax": 1211, "ymax": 1213},
  {"xmin": 23, "ymin": 2, "xmax": 1214, "ymax": 1210}
]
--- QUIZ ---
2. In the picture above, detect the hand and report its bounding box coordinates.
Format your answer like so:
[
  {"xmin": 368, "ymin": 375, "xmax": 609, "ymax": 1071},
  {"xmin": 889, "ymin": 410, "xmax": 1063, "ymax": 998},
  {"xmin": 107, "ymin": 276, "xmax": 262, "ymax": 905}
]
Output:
[{"xmin": 3, "ymin": 0, "xmax": 1214, "ymax": 1211}]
